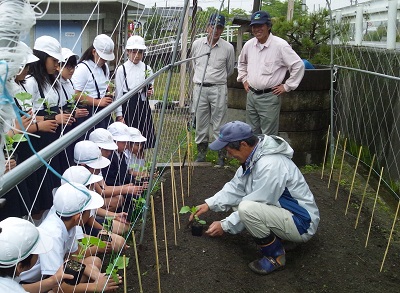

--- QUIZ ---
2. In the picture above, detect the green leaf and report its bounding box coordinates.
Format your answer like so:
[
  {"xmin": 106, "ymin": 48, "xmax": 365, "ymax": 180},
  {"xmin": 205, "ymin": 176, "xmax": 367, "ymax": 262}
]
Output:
[
  {"xmin": 198, "ymin": 220, "xmax": 206, "ymax": 225},
  {"xmin": 114, "ymin": 256, "xmax": 129, "ymax": 269},
  {"xmin": 179, "ymin": 206, "xmax": 191, "ymax": 214},
  {"xmin": 15, "ymin": 92, "xmax": 32, "ymax": 101},
  {"xmin": 12, "ymin": 133, "xmax": 27, "ymax": 142}
]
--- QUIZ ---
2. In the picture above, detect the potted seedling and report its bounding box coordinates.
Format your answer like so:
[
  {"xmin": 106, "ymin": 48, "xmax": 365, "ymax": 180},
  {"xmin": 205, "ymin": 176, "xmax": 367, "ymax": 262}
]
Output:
[
  {"xmin": 106, "ymin": 255, "xmax": 129, "ymax": 283},
  {"xmin": 65, "ymin": 236, "xmax": 106, "ymax": 285},
  {"xmin": 133, "ymin": 162, "xmax": 151, "ymax": 185},
  {"xmin": 179, "ymin": 206, "xmax": 206, "ymax": 237},
  {"xmin": 72, "ymin": 91, "xmax": 89, "ymax": 108},
  {"xmin": 105, "ymin": 81, "xmax": 115, "ymax": 97},
  {"xmin": 130, "ymin": 196, "xmax": 146, "ymax": 221},
  {"xmin": 99, "ymin": 216, "xmax": 113, "ymax": 243},
  {"xmin": 37, "ymin": 99, "xmax": 57, "ymax": 120},
  {"xmin": 63, "ymin": 96, "xmax": 78, "ymax": 115},
  {"xmin": 3, "ymin": 133, "xmax": 27, "ymax": 160},
  {"xmin": 14, "ymin": 92, "xmax": 32, "ymax": 111}
]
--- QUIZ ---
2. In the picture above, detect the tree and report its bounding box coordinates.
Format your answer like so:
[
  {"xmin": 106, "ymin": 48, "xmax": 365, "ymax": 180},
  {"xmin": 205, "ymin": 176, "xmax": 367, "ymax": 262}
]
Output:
[{"xmin": 261, "ymin": 0, "xmax": 307, "ymax": 19}]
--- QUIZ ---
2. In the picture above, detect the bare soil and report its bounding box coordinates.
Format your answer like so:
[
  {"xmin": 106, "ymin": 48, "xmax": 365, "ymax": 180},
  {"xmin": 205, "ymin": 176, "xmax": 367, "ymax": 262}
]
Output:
[{"xmin": 117, "ymin": 166, "xmax": 400, "ymax": 293}]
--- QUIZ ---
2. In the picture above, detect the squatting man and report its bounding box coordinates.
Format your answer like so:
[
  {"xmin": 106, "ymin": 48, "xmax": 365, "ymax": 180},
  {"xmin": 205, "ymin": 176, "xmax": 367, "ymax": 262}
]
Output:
[{"xmin": 189, "ymin": 121, "xmax": 320, "ymax": 274}]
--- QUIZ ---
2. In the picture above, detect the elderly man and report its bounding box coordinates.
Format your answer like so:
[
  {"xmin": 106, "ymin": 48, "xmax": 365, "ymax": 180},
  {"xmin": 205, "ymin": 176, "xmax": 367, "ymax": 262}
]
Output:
[
  {"xmin": 237, "ymin": 11, "xmax": 305, "ymax": 135},
  {"xmin": 191, "ymin": 13, "xmax": 235, "ymax": 166},
  {"xmin": 190, "ymin": 121, "xmax": 320, "ymax": 275}
]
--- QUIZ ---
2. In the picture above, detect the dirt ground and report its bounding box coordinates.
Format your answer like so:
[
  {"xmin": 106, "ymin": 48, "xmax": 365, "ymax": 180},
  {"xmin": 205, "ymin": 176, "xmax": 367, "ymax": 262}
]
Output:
[{"xmin": 117, "ymin": 166, "xmax": 400, "ymax": 293}]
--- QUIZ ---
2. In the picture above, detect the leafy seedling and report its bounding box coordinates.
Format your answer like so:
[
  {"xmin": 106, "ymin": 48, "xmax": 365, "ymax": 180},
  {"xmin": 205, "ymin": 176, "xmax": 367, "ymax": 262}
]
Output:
[
  {"xmin": 4, "ymin": 133, "xmax": 27, "ymax": 153},
  {"xmin": 179, "ymin": 206, "xmax": 206, "ymax": 225},
  {"xmin": 14, "ymin": 92, "xmax": 32, "ymax": 111},
  {"xmin": 106, "ymin": 256, "xmax": 129, "ymax": 282},
  {"xmin": 73, "ymin": 236, "xmax": 106, "ymax": 261}
]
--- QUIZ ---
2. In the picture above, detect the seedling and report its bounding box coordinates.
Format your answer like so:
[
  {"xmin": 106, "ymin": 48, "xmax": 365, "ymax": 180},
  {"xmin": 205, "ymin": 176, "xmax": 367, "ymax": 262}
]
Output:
[
  {"xmin": 99, "ymin": 216, "xmax": 113, "ymax": 242},
  {"xmin": 4, "ymin": 133, "xmax": 27, "ymax": 153},
  {"xmin": 37, "ymin": 98, "xmax": 57, "ymax": 118},
  {"xmin": 73, "ymin": 235, "xmax": 106, "ymax": 260},
  {"xmin": 106, "ymin": 81, "xmax": 115, "ymax": 96},
  {"xmin": 14, "ymin": 92, "xmax": 32, "ymax": 111},
  {"xmin": 72, "ymin": 91, "xmax": 89, "ymax": 105},
  {"xmin": 179, "ymin": 206, "xmax": 206, "ymax": 225},
  {"xmin": 65, "ymin": 96, "xmax": 78, "ymax": 113},
  {"xmin": 106, "ymin": 256, "xmax": 129, "ymax": 282}
]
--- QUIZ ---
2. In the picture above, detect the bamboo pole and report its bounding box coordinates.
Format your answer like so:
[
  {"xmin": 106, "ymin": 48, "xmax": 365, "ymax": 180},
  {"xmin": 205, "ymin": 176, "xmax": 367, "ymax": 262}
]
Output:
[
  {"xmin": 131, "ymin": 230, "xmax": 143, "ymax": 293},
  {"xmin": 365, "ymin": 167, "xmax": 384, "ymax": 248},
  {"xmin": 321, "ymin": 124, "xmax": 330, "ymax": 179},
  {"xmin": 123, "ymin": 255, "xmax": 127, "ymax": 293},
  {"xmin": 328, "ymin": 131, "xmax": 340, "ymax": 188},
  {"xmin": 171, "ymin": 155, "xmax": 180, "ymax": 229},
  {"xmin": 355, "ymin": 154, "xmax": 376, "ymax": 229},
  {"xmin": 150, "ymin": 196, "xmax": 161, "ymax": 293},
  {"xmin": 171, "ymin": 159, "xmax": 178, "ymax": 245},
  {"xmin": 186, "ymin": 129, "xmax": 191, "ymax": 197},
  {"xmin": 345, "ymin": 146, "xmax": 362, "ymax": 215},
  {"xmin": 160, "ymin": 182, "xmax": 170, "ymax": 273},
  {"xmin": 178, "ymin": 144, "xmax": 185, "ymax": 206},
  {"xmin": 380, "ymin": 199, "xmax": 400, "ymax": 272},
  {"xmin": 335, "ymin": 137, "xmax": 347, "ymax": 200}
]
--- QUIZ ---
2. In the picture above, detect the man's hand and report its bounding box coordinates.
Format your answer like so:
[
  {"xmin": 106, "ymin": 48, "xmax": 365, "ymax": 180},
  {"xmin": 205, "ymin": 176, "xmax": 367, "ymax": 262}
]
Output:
[
  {"xmin": 272, "ymin": 84, "xmax": 287, "ymax": 96},
  {"xmin": 243, "ymin": 80, "xmax": 250, "ymax": 92},
  {"xmin": 189, "ymin": 203, "xmax": 209, "ymax": 221},
  {"xmin": 205, "ymin": 221, "xmax": 224, "ymax": 237}
]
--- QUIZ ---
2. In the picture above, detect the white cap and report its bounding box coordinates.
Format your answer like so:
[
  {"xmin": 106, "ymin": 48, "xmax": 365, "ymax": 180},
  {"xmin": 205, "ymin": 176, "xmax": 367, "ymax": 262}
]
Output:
[
  {"xmin": 74, "ymin": 140, "xmax": 111, "ymax": 169},
  {"xmin": 128, "ymin": 127, "xmax": 147, "ymax": 142},
  {"xmin": 93, "ymin": 34, "xmax": 115, "ymax": 61},
  {"xmin": 61, "ymin": 166, "xmax": 103, "ymax": 186},
  {"xmin": 61, "ymin": 47, "xmax": 79, "ymax": 63},
  {"xmin": 0, "ymin": 217, "xmax": 53, "ymax": 268},
  {"xmin": 89, "ymin": 128, "xmax": 118, "ymax": 150},
  {"xmin": 34, "ymin": 35, "xmax": 63, "ymax": 61},
  {"xmin": 107, "ymin": 122, "xmax": 135, "ymax": 142},
  {"xmin": 19, "ymin": 42, "xmax": 39, "ymax": 65},
  {"xmin": 53, "ymin": 183, "xmax": 104, "ymax": 217},
  {"xmin": 126, "ymin": 35, "xmax": 147, "ymax": 50}
]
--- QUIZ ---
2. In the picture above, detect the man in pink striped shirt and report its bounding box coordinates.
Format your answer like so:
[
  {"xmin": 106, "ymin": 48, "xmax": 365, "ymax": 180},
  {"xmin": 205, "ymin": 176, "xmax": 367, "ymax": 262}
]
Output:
[{"xmin": 237, "ymin": 11, "xmax": 305, "ymax": 135}]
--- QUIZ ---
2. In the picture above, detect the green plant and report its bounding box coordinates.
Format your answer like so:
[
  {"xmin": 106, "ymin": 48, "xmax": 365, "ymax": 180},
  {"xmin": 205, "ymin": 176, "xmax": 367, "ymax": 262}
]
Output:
[
  {"xmin": 37, "ymin": 98, "xmax": 57, "ymax": 116},
  {"xmin": 14, "ymin": 92, "xmax": 32, "ymax": 111},
  {"xmin": 4, "ymin": 133, "xmax": 27, "ymax": 153},
  {"xmin": 106, "ymin": 81, "xmax": 115, "ymax": 96},
  {"xmin": 106, "ymin": 256, "xmax": 129, "ymax": 282},
  {"xmin": 179, "ymin": 206, "xmax": 206, "ymax": 225},
  {"xmin": 72, "ymin": 91, "xmax": 89, "ymax": 105},
  {"xmin": 73, "ymin": 236, "xmax": 106, "ymax": 261},
  {"xmin": 103, "ymin": 216, "xmax": 113, "ymax": 233}
]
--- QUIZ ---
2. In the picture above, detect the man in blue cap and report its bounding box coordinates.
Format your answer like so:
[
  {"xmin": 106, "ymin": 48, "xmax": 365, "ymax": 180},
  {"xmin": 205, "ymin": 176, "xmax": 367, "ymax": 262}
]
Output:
[
  {"xmin": 191, "ymin": 13, "xmax": 235, "ymax": 167},
  {"xmin": 237, "ymin": 11, "xmax": 305, "ymax": 136},
  {"xmin": 189, "ymin": 121, "xmax": 320, "ymax": 275}
]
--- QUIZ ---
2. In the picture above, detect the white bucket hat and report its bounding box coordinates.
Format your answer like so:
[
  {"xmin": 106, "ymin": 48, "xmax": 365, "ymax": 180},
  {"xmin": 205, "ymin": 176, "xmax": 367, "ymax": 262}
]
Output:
[
  {"xmin": 61, "ymin": 47, "xmax": 79, "ymax": 63},
  {"xmin": 93, "ymin": 34, "xmax": 115, "ymax": 61},
  {"xmin": 0, "ymin": 217, "xmax": 53, "ymax": 268},
  {"xmin": 19, "ymin": 42, "xmax": 39, "ymax": 65},
  {"xmin": 128, "ymin": 127, "xmax": 147, "ymax": 142},
  {"xmin": 89, "ymin": 128, "xmax": 118, "ymax": 150},
  {"xmin": 53, "ymin": 183, "xmax": 104, "ymax": 217},
  {"xmin": 61, "ymin": 166, "xmax": 103, "ymax": 186},
  {"xmin": 33, "ymin": 35, "xmax": 63, "ymax": 61},
  {"xmin": 74, "ymin": 140, "xmax": 111, "ymax": 169},
  {"xmin": 107, "ymin": 122, "xmax": 135, "ymax": 142},
  {"xmin": 126, "ymin": 35, "xmax": 147, "ymax": 50}
]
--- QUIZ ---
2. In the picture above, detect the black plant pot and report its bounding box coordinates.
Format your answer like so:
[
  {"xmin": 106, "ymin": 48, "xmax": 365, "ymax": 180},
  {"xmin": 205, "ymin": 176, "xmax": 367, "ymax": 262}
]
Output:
[
  {"xmin": 191, "ymin": 224, "xmax": 203, "ymax": 237},
  {"xmin": 44, "ymin": 113, "xmax": 56, "ymax": 120},
  {"xmin": 99, "ymin": 233, "xmax": 113, "ymax": 243},
  {"xmin": 64, "ymin": 259, "xmax": 86, "ymax": 285}
]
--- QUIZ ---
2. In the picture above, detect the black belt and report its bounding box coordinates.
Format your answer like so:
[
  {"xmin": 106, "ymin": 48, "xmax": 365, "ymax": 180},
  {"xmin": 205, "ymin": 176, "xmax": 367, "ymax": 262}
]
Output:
[
  {"xmin": 249, "ymin": 86, "xmax": 272, "ymax": 95},
  {"xmin": 196, "ymin": 83, "xmax": 216, "ymax": 87}
]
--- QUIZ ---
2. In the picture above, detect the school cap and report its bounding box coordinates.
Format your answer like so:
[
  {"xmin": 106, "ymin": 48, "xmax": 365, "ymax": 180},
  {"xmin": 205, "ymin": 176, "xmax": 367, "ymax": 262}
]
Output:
[
  {"xmin": 126, "ymin": 35, "xmax": 147, "ymax": 50},
  {"xmin": 33, "ymin": 35, "xmax": 63, "ymax": 61},
  {"xmin": 128, "ymin": 127, "xmax": 147, "ymax": 143},
  {"xmin": 0, "ymin": 217, "xmax": 53, "ymax": 268},
  {"xmin": 250, "ymin": 11, "xmax": 272, "ymax": 26},
  {"xmin": 19, "ymin": 42, "xmax": 39, "ymax": 65},
  {"xmin": 74, "ymin": 140, "xmax": 111, "ymax": 169},
  {"xmin": 209, "ymin": 121, "xmax": 254, "ymax": 150},
  {"xmin": 108, "ymin": 122, "xmax": 135, "ymax": 142},
  {"xmin": 93, "ymin": 34, "xmax": 115, "ymax": 61},
  {"xmin": 61, "ymin": 47, "xmax": 79, "ymax": 63},
  {"xmin": 89, "ymin": 128, "xmax": 118, "ymax": 150},
  {"xmin": 209, "ymin": 13, "xmax": 225, "ymax": 27},
  {"xmin": 61, "ymin": 166, "xmax": 103, "ymax": 186},
  {"xmin": 53, "ymin": 183, "xmax": 104, "ymax": 217}
]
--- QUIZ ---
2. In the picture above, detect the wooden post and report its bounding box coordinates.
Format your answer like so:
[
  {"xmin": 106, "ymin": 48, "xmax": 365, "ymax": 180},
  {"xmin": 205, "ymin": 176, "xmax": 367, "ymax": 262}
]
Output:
[
  {"xmin": 178, "ymin": 144, "xmax": 185, "ymax": 206},
  {"xmin": 131, "ymin": 231, "xmax": 143, "ymax": 293},
  {"xmin": 380, "ymin": 199, "xmax": 400, "ymax": 272},
  {"xmin": 345, "ymin": 146, "xmax": 362, "ymax": 215},
  {"xmin": 171, "ymin": 155, "xmax": 180, "ymax": 229},
  {"xmin": 160, "ymin": 182, "xmax": 170, "ymax": 273},
  {"xmin": 123, "ymin": 255, "xmax": 127, "ymax": 293},
  {"xmin": 328, "ymin": 131, "xmax": 340, "ymax": 188},
  {"xmin": 335, "ymin": 137, "xmax": 347, "ymax": 200},
  {"xmin": 150, "ymin": 196, "xmax": 161, "ymax": 293}
]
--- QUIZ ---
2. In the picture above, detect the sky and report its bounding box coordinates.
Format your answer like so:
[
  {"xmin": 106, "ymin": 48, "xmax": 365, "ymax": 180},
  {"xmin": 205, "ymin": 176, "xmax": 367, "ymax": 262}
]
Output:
[{"xmin": 135, "ymin": 0, "xmax": 371, "ymax": 12}]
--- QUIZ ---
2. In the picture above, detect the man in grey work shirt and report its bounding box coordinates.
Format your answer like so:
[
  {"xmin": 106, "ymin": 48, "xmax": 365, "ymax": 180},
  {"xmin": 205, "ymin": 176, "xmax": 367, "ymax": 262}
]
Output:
[{"xmin": 191, "ymin": 13, "xmax": 235, "ymax": 166}]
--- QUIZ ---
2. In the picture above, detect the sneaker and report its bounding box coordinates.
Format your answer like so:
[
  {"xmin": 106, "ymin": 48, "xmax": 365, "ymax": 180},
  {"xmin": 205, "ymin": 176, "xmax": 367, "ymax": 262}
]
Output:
[{"xmin": 248, "ymin": 255, "xmax": 286, "ymax": 275}]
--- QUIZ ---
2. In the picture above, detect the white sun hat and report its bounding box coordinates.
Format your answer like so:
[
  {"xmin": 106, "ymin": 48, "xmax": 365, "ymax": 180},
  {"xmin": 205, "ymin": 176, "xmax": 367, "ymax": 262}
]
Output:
[
  {"xmin": 74, "ymin": 140, "xmax": 111, "ymax": 169},
  {"xmin": 61, "ymin": 166, "xmax": 103, "ymax": 186},
  {"xmin": 53, "ymin": 183, "xmax": 104, "ymax": 217},
  {"xmin": 33, "ymin": 35, "xmax": 63, "ymax": 61},
  {"xmin": 93, "ymin": 34, "xmax": 115, "ymax": 61},
  {"xmin": 61, "ymin": 47, "xmax": 79, "ymax": 63},
  {"xmin": 126, "ymin": 35, "xmax": 147, "ymax": 50},
  {"xmin": 128, "ymin": 127, "xmax": 147, "ymax": 142},
  {"xmin": 107, "ymin": 122, "xmax": 135, "ymax": 142},
  {"xmin": 89, "ymin": 128, "xmax": 118, "ymax": 150},
  {"xmin": 0, "ymin": 217, "xmax": 53, "ymax": 268},
  {"xmin": 19, "ymin": 42, "xmax": 39, "ymax": 65}
]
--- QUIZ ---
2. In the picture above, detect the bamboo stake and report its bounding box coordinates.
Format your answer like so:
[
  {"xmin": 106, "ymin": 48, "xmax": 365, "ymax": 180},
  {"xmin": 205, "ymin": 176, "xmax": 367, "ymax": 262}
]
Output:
[
  {"xmin": 380, "ymin": 199, "xmax": 400, "ymax": 272},
  {"xmin": 321, "ymin": 124, "xmax": 330, "ymax": 179},
  {"xmin": 328, "ymin": 131, "xmax": 340, "ymax": 188},
  {"xmin": 178, "ymin": 144, "xmax": 185, "ymax": 206},
  {"xmin": 186, "ymin": 129, "xmax": 191, "ymax": 198},
  {"xmin": 131, "ymin": 230, "xmax": 143, "ymax": 293},
  {"xmin": 365, "ymin": 167, "xmax": 384, "ymax": 248},
  {"xmin": 335, "ymin": 137, "xmax": 347, "ymax": 200},
  {"xmin": 123, "ymin": 255, "xmax": 127, "ymax": 293},
  {"xmin": 160, "ymin": 182, "xmax": 170, "ymax": 273},
  {"xmin": 171, "ymin": 155, "xmax": 180, "ymax": 229},
  {"xmin": 171, "ymin": 159, "xmax": 178, "ymax": 245},
  {"xmin": 345, "ymin": 146, "xmax": 363, "ymax": 215},
  {"xmin": 150, "ymin": 196, "xmax": 161, "ymax": 293},
  {"xmin": 355, "ymin": 154, "xmax": 376, "ymax": 229}
]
